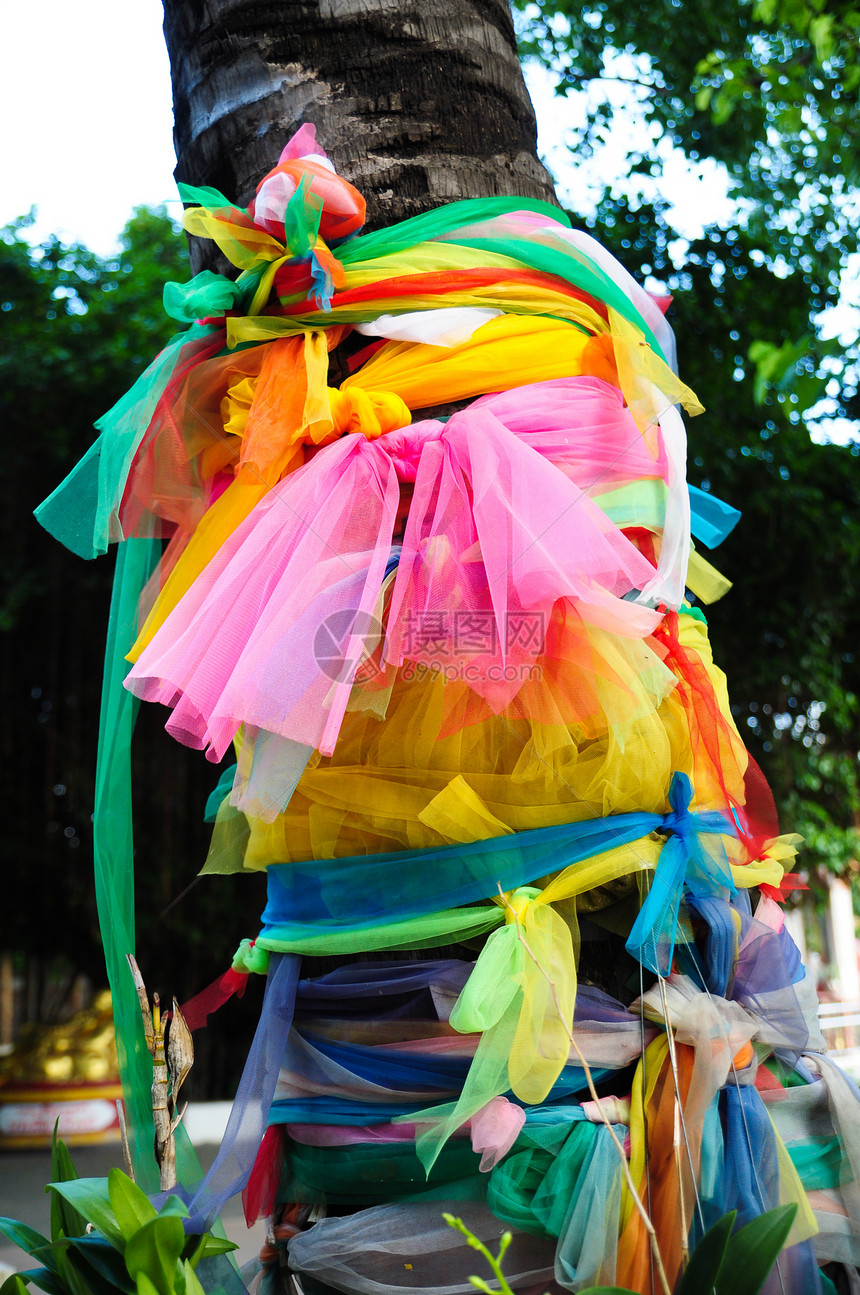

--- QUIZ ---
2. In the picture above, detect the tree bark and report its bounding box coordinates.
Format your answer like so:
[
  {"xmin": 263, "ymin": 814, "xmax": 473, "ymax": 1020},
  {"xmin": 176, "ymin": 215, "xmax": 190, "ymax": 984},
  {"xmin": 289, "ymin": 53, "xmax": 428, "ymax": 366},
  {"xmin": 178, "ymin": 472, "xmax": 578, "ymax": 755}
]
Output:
[{"xmin": 161, "ymin": 0, "xmax": 557, "ymax": 267}]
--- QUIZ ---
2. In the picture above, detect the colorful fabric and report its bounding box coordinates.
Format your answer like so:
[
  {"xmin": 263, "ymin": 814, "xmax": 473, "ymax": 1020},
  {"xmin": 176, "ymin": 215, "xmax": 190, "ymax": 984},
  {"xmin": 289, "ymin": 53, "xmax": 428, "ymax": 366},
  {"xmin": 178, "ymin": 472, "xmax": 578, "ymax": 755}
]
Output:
[{"xmin": 35, "ymin": 124, "xmax": 857, "ymax": 1294}]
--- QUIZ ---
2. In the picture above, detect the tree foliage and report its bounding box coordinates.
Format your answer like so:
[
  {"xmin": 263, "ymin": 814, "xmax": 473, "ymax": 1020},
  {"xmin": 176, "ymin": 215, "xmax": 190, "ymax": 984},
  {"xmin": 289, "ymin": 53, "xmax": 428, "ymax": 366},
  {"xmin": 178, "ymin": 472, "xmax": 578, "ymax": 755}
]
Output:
[
  {"xmin": 1, "ymin": 212, "xmax": 263, "ymax": 1082},
  {"xmin": 516, "ymin": 0, "xmax": 860, "ymax": 880}
]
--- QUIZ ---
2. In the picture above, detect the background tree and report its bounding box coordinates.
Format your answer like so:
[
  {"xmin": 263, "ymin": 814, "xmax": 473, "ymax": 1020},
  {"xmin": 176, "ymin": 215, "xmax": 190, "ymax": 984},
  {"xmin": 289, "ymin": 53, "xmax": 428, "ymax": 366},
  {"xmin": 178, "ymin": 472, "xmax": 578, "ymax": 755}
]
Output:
[
  {"xmin": 9, "ymin": 0, "xmax": 857, "ymax": 1058},
  {"xmin": 1, "ymin": 209, "xmax": 262, "ymax": 1090},
  {"xmin": 514, "ymin": 0, "xmax": 860, "ymax": 888},
  {"xmin": 162, "ymin": 0, "xmax": 557, "ymax": 266}
]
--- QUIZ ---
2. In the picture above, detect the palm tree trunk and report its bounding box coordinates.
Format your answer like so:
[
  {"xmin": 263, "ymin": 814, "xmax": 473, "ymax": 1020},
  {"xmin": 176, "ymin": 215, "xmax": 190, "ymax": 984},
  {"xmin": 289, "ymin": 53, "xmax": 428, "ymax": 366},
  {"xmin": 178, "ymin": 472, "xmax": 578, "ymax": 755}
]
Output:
[{"xmin": 161, "ymin": 0, "xmax": 557, "ymax": 263}]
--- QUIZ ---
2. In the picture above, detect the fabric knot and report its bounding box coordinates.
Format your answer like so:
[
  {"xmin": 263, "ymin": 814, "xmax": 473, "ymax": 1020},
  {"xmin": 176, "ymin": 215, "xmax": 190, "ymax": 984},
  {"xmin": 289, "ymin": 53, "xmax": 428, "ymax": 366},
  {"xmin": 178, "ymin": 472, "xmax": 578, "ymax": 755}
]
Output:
[
  {"xmin": 232, "ymin": 938, "xmax": 270, "ymax": 976},
  {"xmin": 628, "ymin": 771, "xmax": 737, "ymax": 975},
  {"xmin": 661, "ymin": 770, "xmax": 694, "ymax": 840},
  {"xmin": 503, "ymin": 885, "xmax": 542, "ymax": 925},
  {"xmin": 327, "ymin": 387, "xmax": 411, "ymax": 441}
]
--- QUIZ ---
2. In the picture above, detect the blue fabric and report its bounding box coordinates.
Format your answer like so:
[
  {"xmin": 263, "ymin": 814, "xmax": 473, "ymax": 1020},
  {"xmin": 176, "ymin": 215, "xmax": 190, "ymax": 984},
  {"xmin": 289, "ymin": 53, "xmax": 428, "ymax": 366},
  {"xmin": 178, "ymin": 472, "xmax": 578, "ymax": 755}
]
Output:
[
  {"xmin": 269, "ymin": 1097, "xmax": 431, "ymax": 1126},
  {"xmin": 204, "ymin": 763, "xmax": 237, "ymax": 823},
  {"xmin": 688, "ymin": 484, "xmax": 742, "ymax": 549},
  {"xmin": 626, "ymin": 772, "xmax": 735, "ymax": 974},
  {"xmin": 182, "ymin": 953, "xmax": 300, "ymax": 1231},
  {"xmin": 299, "ymin": 1030, "xmax": 474, "ymax": 1090},
  {"xmin": 262, "ymin": 773, "xmax": 739, "ymax": 955}
]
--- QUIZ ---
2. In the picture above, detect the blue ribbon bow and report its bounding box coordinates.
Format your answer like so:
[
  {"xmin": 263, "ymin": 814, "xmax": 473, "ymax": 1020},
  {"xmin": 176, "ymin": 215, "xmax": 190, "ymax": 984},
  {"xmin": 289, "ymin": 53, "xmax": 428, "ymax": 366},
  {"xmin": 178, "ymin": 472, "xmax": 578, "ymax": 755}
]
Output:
[{"xmin": 626, "ymin": 771, "xmax": 737, "ymax": 975}]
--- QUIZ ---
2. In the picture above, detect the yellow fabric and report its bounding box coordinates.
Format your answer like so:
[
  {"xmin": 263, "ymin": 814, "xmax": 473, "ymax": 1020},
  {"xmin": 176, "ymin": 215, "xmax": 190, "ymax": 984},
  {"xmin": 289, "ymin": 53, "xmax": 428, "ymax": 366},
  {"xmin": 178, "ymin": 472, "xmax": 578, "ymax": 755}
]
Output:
[
  {"xmin": 211, "ymin": 609, "xmax": 752, "ymax": 873},
  {"xmin": 608, "ymin": 306, "xmax": 704, "ymax": 430},
  {"xmin": 341, "ymin": 313, "xmax": 593, "ymax": 409},
  {"xmin": 182, "ymin": 207, "xmax": 286, "ymax": 271},
  {"xmin": 767, "ymin": 1108, "xmax": 819, "ymax": 1245},
  {"xmin": 686, "ymin": 548, "xmax": 733, "ymax": 604}
]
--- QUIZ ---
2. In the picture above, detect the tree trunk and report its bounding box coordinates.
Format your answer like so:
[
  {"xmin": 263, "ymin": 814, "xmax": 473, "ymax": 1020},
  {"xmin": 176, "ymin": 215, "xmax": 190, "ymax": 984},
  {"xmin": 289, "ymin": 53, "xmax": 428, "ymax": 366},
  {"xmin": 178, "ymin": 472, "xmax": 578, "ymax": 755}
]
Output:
[{"xmin": 161, "ymin": 0, "xmax": 557, "ymax": 267}]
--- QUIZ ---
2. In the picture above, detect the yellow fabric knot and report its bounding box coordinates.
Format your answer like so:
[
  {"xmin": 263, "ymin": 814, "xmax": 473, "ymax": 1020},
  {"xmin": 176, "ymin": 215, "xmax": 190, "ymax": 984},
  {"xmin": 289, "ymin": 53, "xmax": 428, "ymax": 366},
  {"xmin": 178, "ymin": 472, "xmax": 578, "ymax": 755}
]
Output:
[
  {"xmin": 327, "ymin": 386, "xmax": 411, "ymax": 440},
  {"xmin": 503, "ymin": 886, "xmax": 542, "ymax": 925}
]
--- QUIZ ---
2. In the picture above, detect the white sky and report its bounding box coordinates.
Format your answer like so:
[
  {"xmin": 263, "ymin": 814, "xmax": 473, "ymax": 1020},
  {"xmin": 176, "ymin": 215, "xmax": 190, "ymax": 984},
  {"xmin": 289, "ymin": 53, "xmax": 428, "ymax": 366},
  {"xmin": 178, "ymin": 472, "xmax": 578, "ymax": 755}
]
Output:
[
  {"xmin": 1, "ymin": 2, "xmax": 735, "ymax": 254},
  {"xmin": 2, "ymin": 0, "xmax": 855, "ymax": 442},
  {"xmin": 1, "ymin": 0, "xmax": 178, "ymax": 252}
]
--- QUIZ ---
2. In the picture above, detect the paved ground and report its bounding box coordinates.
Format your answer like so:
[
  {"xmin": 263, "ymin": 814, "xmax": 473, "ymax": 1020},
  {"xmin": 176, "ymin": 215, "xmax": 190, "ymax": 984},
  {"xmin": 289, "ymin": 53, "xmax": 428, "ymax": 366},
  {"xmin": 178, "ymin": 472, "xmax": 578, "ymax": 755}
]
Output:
[{"xmin": 0, "ymin": 1140, "xmax": 266, "ymax": 1281}]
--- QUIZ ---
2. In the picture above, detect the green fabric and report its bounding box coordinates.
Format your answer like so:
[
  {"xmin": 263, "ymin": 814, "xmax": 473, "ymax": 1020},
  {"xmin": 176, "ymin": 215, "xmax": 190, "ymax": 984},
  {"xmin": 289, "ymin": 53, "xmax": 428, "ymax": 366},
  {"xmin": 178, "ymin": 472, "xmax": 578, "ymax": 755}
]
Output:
[
  {"xmin": 285, "ymin": 173, "xmax": 322, "ymax": 257},
  {"xmin": 337, "ymin": 196, "xmax": 570, "ymax": 263},
  {"xmin": 35, "ymin": 324, "xmax": 215, "ymax": 558},
  {"xmin": 282, "ymin": 1138, "xmax": 484, "ymax": 1206},
  {"xmin": 163, "ymin": 272, "xmax": 243, "ymax": 324},
  {"xmin": 451, "ymin": 235, "xmax": 665, "ymax": 359},
  {"xmin": 256, "ymin": 904, "xmax": 503, "ymax": 956},
  {"xmin": 94, "ymin": 538, "xmax": 202, "ymax": 1193},
  {"xmin": 786, "ymin": 1136, "xmax": 844, "ymax": 1190},
  {"xmin": 488, "ymin": 1120, "xmax": 598, "ymax": 1238},
  {"xmin": 177, "ymin": 182, "xmax": 244, "ymax": 213}
]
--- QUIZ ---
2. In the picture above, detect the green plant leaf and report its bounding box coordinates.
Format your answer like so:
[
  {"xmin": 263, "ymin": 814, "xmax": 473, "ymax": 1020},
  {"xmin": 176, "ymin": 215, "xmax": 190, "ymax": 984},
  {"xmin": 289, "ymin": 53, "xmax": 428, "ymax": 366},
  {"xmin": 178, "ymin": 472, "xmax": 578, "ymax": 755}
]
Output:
[
  {"xmin": 17, "ymin": 1271, "xmax": 65, "ymax": 1295},
  {"xmin": 47, "ymin": 1180, "xmax": 123, "ymax": 1250},
  {"xmin": 191, "ymin": 1236, "xmax": 239, "ymax": 1261},
  {"xmin": 0, "ymin": 1220, "xmax": 52, "ymax": 1260},
  {"xmin": 47, "ymin": 1132, "xmax": 85, "ymax": 1245},
  {"xmin": 123, "ymin": 1216, "xmax": 186, "ymax": 1295},
  {"xmin": 67, "ymin": 1236, "xmax": 136, "ymax": 1295},
  {"xmin": 107, "ymin": 1170, "xmax": 157, "ymax": 1244},
  {"xmin": 134, "ymin": 1274, "xmax": 162, "ymax": 1295},
  {"xmin": 716, "ymin": 1203, "xmax": 798, "ymax": 1295},
  {"xmin": 677, "ymin": 1211, "xmax": 736, "ymax": 1294},
  {"xmin": 49, "ymin": 1243, "xmax": 90, "ymax": 1295},
  {"xmin": 577, "ymin": 1287, "xmax": 639, "ymax": 1293},
  {"xmin": 179, "ymin": 1261, "xmax": 205, "ymax": 1295},
  {"xmin": 0, "ymin": 1276, "xmax": 31, "ymax": 1295}
]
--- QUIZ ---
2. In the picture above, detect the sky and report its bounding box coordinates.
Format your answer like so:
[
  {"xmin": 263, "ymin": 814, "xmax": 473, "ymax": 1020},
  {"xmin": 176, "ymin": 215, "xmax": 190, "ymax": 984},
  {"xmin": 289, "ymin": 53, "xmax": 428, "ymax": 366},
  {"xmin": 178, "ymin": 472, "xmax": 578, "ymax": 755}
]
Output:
[
  {"xmin": 1, "ymin": 0, "xmax": 178, "ymax": 252},
  {"xmin": 1, "ymin": 0, "xmax": 736, "ymax": 254},
  {"xmin": 2, "ymin": 0, "xmax": 855, "ymax": 442}
]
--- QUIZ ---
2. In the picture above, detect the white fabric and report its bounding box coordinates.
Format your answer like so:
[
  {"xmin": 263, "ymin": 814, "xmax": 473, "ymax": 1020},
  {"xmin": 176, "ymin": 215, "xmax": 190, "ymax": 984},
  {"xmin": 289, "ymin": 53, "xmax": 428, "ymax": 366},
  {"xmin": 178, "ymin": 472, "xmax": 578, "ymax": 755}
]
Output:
[{"xmin": 356, "ymin": 308, "xmax": 503, "ymax": 348}]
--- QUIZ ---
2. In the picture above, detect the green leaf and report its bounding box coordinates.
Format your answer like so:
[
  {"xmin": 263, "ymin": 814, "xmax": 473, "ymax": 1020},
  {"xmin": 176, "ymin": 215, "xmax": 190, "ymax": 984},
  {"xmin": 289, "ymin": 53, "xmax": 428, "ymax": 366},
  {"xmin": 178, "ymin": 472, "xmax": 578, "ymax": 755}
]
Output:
[
  {"xmin": 191, "ymin": 1236, "xmax": 238, "ymax": 1261},
  {"xmin": 67, "ymin": 1237, "xmax": 135, "ymax": 1295},
  {"xmin": 716, "ymin": 1203, "xmax": 798, "ymax": 1295},
  {"xmin": 107, "ymin": 1170, "xmax": 157, "ymax": 1244},
  {"xmin": 47, "ymin": 1180, "xmax": 123, "ymax": 1250},
  {"xmin": 16, "ymin": 1271, "xmax": 65, "ymax": 1295},
  {"xmin": 49, "ymin": 1244, "xmax": 90, "ymax": 1295},
  {"xmin": 577, "ymin": 1287, "xmax": 639, "ymax": 1293},
  {"xmin": 0, "ymin": 1219, "xmax": 52, "ymax": 1260},
  {"xmin": 677, "ymin": 1211, "xmax": 735, "ymax": 1294},
  {"xmin": 123, "ymin": 1216, "xmax": 186, "ymax": 1295},
  {"xmin": 134, "ymin": 1275, "xmax": 161, "ymax": 1295},
  {"xmin": 0, "ymin": 1277, "xmax": 31, "ymax": 1295},
  {"xmin": 48, "ymin": 1131, "xmax": 84, "ymax": 1245},
  {"xmin": 178, "ymin": 1261, "xmax": 205, "ymax": 1295}
]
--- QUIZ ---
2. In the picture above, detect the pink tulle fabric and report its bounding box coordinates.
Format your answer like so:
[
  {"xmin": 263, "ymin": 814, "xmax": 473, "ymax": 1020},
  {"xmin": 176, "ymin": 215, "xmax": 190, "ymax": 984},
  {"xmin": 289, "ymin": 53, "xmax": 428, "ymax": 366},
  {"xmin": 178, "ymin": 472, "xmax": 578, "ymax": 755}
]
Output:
[
  {"xmin": 285, "ymin": 1094, "xmax": 524, "ymax": 1172},
  {"xmin": 125, "ymin": 377, "xmax": 668, "ymax": 762}
]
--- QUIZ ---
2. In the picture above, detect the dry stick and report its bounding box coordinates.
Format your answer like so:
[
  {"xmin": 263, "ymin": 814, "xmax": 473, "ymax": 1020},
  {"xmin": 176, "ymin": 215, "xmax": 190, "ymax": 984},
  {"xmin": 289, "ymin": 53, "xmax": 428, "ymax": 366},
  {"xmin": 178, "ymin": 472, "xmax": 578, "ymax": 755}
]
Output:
[
  {"xmin": 654, "ymin": 969, "xmax": 697, "ymax": 1270},
  {"xmin": 116, "ymin": 1100, "xmax": 135, "ymax": 1183},
  {"xmin": 496, "ymin": 886, "xmax": 672, "ymax": 1295}
]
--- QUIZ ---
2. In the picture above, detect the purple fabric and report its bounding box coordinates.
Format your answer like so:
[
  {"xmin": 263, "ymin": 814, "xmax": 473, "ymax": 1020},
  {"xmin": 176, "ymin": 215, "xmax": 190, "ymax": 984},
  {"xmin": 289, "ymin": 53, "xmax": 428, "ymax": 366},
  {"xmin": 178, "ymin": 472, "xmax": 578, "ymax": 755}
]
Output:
[{"xmin": 184, "ymin": 953, "xmax": 300, "ymax": 1232}]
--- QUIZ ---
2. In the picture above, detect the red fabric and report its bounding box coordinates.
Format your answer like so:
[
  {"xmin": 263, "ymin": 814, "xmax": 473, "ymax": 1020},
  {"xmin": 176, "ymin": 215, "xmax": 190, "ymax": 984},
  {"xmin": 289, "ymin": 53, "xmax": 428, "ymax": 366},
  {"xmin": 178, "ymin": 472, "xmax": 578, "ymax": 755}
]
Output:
[
  {"xmin": 760, "ymin": 873, "xmax": 808, "ymax": 903},
  {"xmin": 755, "ymin": 1064, "xmax": 787, "ymax": 1095},
  {"xmin": 275, "ymin": 266, "xmax": 610, "ymax": 321},
  {"xmin": 243, "ymin": 1125, "xmax": 285, "ymax": 1226},
  {"xmin": 179, "ymin": 967, "xmax": 248, "ymax": 1033}
]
